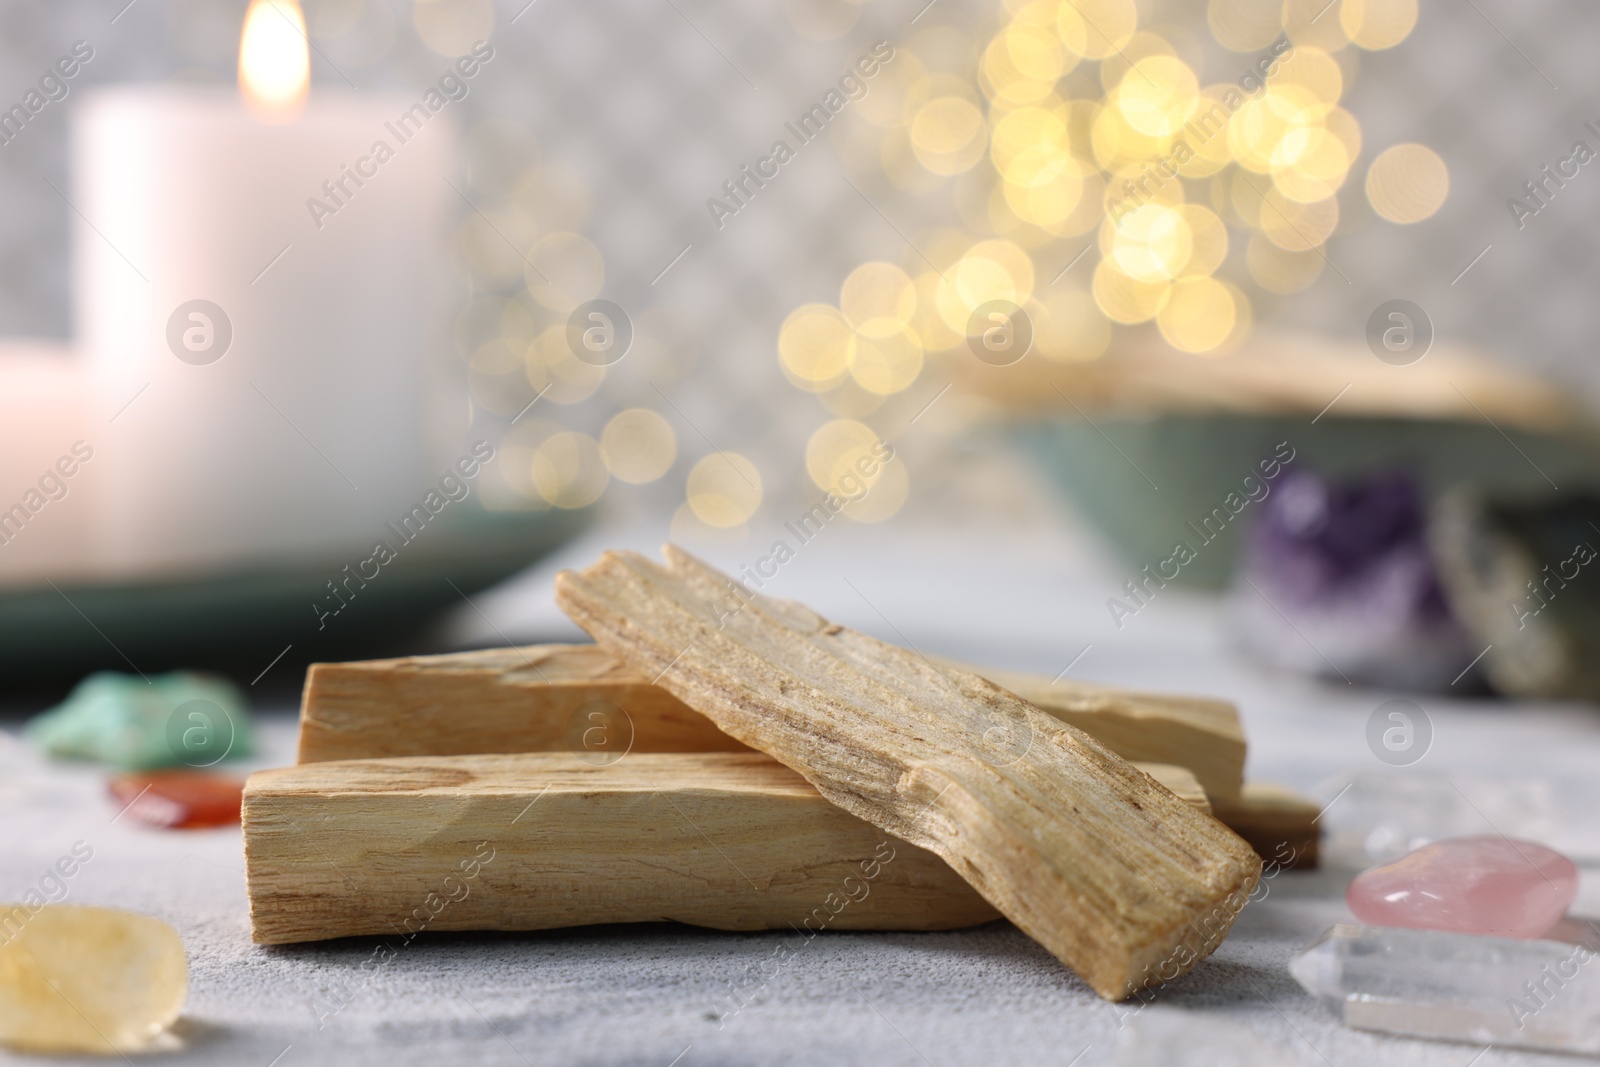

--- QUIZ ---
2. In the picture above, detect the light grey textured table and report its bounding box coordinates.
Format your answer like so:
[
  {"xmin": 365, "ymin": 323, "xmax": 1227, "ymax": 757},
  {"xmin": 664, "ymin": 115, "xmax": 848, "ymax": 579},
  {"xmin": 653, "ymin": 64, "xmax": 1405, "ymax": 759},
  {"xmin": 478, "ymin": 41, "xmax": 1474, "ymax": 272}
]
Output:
[{"xmin": 5, "ymin": 496, "xmax": 1599, "ymax": 1066}]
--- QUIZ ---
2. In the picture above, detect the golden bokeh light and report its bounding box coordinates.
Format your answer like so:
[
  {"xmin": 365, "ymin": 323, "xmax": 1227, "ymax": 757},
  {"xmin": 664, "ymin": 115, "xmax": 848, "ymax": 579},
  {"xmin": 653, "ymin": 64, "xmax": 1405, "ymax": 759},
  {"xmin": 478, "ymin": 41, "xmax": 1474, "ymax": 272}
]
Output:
[
  {"xmin": 526, "ymin": 326, "xmax": 605, "ymax": 405},
  {"xmin": 1226, "ymin": 165, "xmax": 1265, "ymax": 226},
  {"xmin": 1156, "ymin": 275, "xmax": 1236, "ymax": 353},
  {"xmin": 499, "ymin": 293, "xmax": 548, "ymax": 347},
  {"xmin": 1008, "ymin": 4, "xmax": 1074, "ymax": 75},
  {"xmin": 935, "ymin": 239, "xmax": 1037, "ymax": 331},
  {"xmin": 1004, "ymin": 167, "xmax": 1089, "ymax": 229},
  {"xmin": 482, "ymin": 417, "xmax": 557, "ymax": 509},
  {"xmin": 1173, "ymin": 91, "xmax": 1236, "ymax": 178},
  {"xmin": 1258, "ymin": 187, "xmax": 1339, "ymax": 251},
  {"xmin": 525, "ymin": 231, "xmax": 604, "ymax": 311},
  {"xmin": 1276, "ymin": 46, "xmax": 1344, "ymax": 106},
  {"xmin": 1340, "ymin": 0, "xmax": 1419, "ymax": 51},
  {"xmin": 992, "ymin": 106, "xmax": 1096, "ymax": 229},
  {"xmin": 1092, "ymin": 257, "xmax": 1169, "ymax": 322},
  {"xmin": 512, "ymin": 164, "xmax": 593, "ymax": 234},
  {"xmin": 1096, "ymin": 31, "xmax": 1179, "ymax": 94},
  {"xmin": 910, "ymin": 97, "xmax": 990, "ymax": 174},
  {"xmin": 600, "ymin": 408, "xmax": 677, "ymax": 484},
  {"xmin": 1282, "ymin": 0, "xmax": 1349, "ymax": 50},
  {"xmin": 1106, "ymin": 203, "xmax": 1193, "ymax": 282},
  {"xmin": 991, "ymin": 105, "xmax": 1071, "ymax": 181},
  {"xmin": 1221, "ymin": 279, "xmax": 1252, "ymax": 349},
  {"xmin": 1042, "ymin": 168, "xmax": 1108, "ymax": 235},
  {"xmin": 806, "ymin": 419, "xmax": 885, "ymax": 491},
  {"xmin": 1176, "ymin": 203, "xmax": 1228, "ymax": 277},
  {"xmin": 1227, "ymin": 86, "xmax": 1330, "ymax": 175},
  {"xmin": 849, "ymin": 331, "xmax": 925, "ymax": 394},
  {"xmin": 1205, "ymin": 0, "xmax": 1281, "ymax": 51},
  {"xmin": 1115, "ymin": 55, "xmax": 1200, "ymax": 138},
  {"xmin": 840, "ymin": 262, "xmax": 918, "ymax": 338},
  {"xmin": 1091, "ymin": 98, "xmax": 1175, "ymax": 172},
  {"xmin": 779, "ymin": 304, "xmax": 855, "ymax": 390},
  {"xmin": 687, "ymin": 453, "xmax": 763, "ymax": 527},
  {"xmin": 1057, "ymin": 0, "xmax": 1138, "ymax": 60},
  {"xmin": 805, "ymin": 419, "xmax": 907, "ymax": 522},
  {"xmin": 773, "ymin": 0, "xmax": 1436, "ymax": 481},
  {"xmin": 982, "ymin": 20, "xmax": 1073, "ymax": 106},
  {"xmin": 530, "ymin": 431, "xmax": 608, "ymax": 509},
  {"xmin": 1366, "ymin": 142, "xmax": 1449, "ymax": 224},
  {"xmin": 1103, "ymin": 166, "xmax": 1186, "ymax": 229},
  {"xmin": 974, "ymin": 172, "xmax": 1031, "ymax": 239},
  {"xmin": 909, "ymin": 271, "xmax": 967, "ymax": 350},
  {"xmin": 841, "ymin": 455, "xmax": 909, "ymax": 522},
  {"xmin": 962, "ymin": 239, "xmax": 1036, "ymax": 300},
  {"xmin": 1269, "ymin": 112, "xmax": 1356, "ymax": 203}
]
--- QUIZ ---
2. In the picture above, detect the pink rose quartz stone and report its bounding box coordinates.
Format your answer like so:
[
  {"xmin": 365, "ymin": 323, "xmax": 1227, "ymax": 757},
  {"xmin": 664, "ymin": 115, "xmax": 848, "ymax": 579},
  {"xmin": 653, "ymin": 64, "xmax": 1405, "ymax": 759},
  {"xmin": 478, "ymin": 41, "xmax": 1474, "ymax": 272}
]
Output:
[{"xmin": 1346, "ymin": 835, "xmax": 1578, "ymax": 939}]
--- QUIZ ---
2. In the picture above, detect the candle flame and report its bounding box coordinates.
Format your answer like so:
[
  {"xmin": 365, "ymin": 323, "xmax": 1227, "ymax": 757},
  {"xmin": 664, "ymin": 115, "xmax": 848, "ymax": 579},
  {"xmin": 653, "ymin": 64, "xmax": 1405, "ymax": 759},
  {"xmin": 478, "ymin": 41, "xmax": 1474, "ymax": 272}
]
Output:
[{"xmin": 239, "ymin": 0, "xmax": 309, "ymax": 122}]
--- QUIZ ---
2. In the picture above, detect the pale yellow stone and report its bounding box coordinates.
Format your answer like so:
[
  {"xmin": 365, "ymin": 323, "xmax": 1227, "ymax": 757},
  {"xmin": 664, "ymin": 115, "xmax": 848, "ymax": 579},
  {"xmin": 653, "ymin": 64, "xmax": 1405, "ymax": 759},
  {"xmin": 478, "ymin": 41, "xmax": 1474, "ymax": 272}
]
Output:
[{"xmin": 0, "ymin": 905, "xmax": 187, "ymax": 1054}]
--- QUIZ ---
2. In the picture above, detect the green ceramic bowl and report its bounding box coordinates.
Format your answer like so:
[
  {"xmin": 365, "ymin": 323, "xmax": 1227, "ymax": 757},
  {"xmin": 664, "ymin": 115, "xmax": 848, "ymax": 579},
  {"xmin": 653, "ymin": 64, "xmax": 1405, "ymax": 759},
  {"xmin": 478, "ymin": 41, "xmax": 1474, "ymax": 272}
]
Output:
[
  {"xmin": 1011, "ymin": 413, "xmax": 1600, "ymax": 587},
  {"xmin": 0, "ymin": 503, "xmax": 588, "ymax": 681}
]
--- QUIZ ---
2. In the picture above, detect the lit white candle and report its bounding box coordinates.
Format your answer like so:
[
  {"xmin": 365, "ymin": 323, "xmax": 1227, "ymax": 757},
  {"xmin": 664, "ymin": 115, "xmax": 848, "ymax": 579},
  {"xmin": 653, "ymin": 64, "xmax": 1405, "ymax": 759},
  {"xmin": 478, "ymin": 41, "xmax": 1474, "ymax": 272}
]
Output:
[{"xmin": 77, "ymin": 0, "xmax": 457, "ymax": 576}]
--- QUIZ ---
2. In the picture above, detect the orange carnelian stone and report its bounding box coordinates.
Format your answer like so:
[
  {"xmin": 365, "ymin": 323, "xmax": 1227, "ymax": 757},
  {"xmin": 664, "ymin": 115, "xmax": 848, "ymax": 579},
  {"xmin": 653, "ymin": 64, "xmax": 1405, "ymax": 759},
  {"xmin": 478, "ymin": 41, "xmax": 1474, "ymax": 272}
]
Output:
[{"xmin": 108, "ymin": 772, "xmax": 244, "ymax": 829}]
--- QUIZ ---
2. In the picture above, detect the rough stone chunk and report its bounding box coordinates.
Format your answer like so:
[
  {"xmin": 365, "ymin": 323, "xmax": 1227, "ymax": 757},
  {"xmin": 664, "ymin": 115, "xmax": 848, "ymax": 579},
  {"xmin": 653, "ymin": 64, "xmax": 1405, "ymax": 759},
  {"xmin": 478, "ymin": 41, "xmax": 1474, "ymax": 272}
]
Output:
[
  {"xmin": 0, "ymin": 905, "xmax": 187, "ymax": 1054},
  {"xmin": 108, "ymin": 771, "xmax": 245, "ymax": 829},
  {"xmin": 26, "ymin": 671, "xmax": 251, "ymax": 770}
]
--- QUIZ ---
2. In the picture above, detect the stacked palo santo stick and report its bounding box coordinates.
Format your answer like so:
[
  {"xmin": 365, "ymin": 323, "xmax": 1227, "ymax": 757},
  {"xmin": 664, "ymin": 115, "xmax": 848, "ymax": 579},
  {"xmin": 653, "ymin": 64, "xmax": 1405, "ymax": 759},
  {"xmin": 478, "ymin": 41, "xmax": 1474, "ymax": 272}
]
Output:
[{"xmin": 243, "ymin": 546, "xmax": 1318, "ymax": 1001}]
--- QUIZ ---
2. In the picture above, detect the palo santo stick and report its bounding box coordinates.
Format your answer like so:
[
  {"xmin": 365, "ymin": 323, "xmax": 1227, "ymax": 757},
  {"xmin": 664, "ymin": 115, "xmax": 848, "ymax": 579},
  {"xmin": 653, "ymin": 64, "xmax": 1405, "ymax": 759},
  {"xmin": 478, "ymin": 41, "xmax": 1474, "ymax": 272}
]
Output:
[
  {"xmin": 554, "ymin": 546, "xmax": 1262, "ymax": 1000},
  {"xmin": 1209, "ymin": 782, "xmax": 1320, "ymax": 870},
  {"xmin": 297, "ymin": 647, "xmax": 1246, "ymax": 839},
  {"xmin": 296, "ymin": 644, "xmax": 751, "ymax": 764},
  {"xmin": 1135, "ymin": 762, "xmax": 1208, "ymax": 814},
  {"xmin": 242, "ymin": 752, "xmax": 1000, "ymax": 945},
  {"xmin": 967, "ymin": 663, "xmax": 1244, "ymax": 802},
  {"xmin": 296, "ymin": 647, "xmax": 1245, "ymax": 803}
]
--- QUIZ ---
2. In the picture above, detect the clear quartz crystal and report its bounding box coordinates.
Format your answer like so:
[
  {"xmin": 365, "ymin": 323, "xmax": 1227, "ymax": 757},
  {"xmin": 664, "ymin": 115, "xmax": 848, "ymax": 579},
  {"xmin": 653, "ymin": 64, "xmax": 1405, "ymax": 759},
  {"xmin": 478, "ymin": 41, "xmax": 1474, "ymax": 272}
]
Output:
[{"xmin": 1290, "ymin": 923, "xmax": 1600, "ymax": 1054}]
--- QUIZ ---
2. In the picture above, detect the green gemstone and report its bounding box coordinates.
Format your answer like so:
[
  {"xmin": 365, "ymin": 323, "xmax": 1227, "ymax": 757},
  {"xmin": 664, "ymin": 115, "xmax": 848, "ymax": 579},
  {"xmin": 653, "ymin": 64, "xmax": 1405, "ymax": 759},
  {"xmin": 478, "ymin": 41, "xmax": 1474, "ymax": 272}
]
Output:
[{"xmin": 26, "ymin": 671, "xmax": 253, "ymax": 770}]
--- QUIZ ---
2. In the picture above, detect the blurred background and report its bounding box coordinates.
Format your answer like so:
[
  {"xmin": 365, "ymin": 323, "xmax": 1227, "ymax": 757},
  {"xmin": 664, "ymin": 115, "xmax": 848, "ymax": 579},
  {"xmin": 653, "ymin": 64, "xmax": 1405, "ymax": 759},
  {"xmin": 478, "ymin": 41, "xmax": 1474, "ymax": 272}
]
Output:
[
  {"xmin": 1, "ymin": 0, "xmax": 1598, "ymax": 705},
  {"xmin": 9, "ymin": 5, "xmax": 1600, "ymax": 1060}
]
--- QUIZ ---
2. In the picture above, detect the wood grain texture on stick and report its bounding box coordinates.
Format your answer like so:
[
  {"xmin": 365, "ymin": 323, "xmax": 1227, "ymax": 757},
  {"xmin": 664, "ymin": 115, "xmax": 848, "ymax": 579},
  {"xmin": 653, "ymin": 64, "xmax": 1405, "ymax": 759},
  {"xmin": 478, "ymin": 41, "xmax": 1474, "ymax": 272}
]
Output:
[
  {"xmin": 242, "ymin": 752, "xmax": 999, "ymax": 945},
  {"xmin": 296, "ymin": 646, "xmax": 1245, "ymax": 804},
  {"xmin": 553, "ymin": 546, "xmax": 1262, "ymax": 1000},
  {"xmin": 296, "ymin": 644, "xmax": 748, "ymax": 764},
  {"xmin": 960, "ymin": 662, "xmax": 1244, "ymax": 801},
  {"xmin": 1210, "ymin": 781, "xmax": 1321, "ymax": 870}
]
